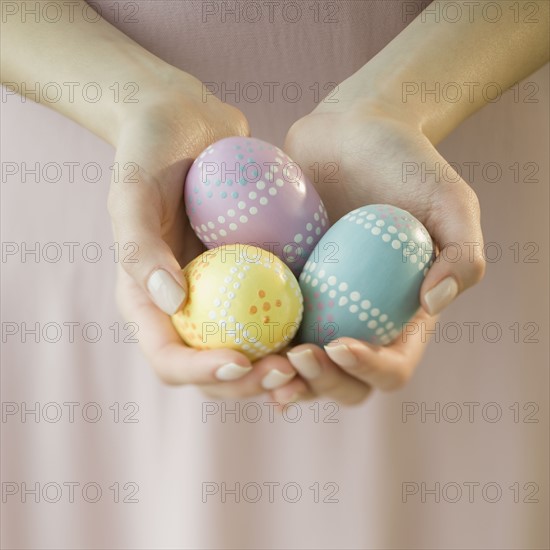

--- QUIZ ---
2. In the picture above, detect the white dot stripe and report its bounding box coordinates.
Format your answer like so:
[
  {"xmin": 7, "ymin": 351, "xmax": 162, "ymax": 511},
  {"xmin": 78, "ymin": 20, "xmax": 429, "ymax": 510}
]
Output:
[
  {"xmin": 342, "ymin": 207, "xmax": 434, "ymax": 267},
  {"xmin": 196, "ymin": 248, "xmax": 303, "ymax": 356},
  {"xmin": 190, "ymin": 185, "xmax": 329, "ymax": 266},
  {"xmin": 299, "ymin": 270, "xmax": 399, "ymax": 344}
]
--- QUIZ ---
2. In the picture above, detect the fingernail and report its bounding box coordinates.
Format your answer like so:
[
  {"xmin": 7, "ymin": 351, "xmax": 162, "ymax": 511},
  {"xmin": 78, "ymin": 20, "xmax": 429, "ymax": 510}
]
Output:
[
  {"xmin": 261, "ymin": 369, "xmax": 296, "ymax": 390},
  {"xmin": 215, "ymin": 363, "xmax": 252, "ymax": 381},
  {"xmin": 324, "ymin": 344, "xmax": 357, "ymax": 369},
  {"xmin": 424, "ymin": 276, "xmax": 458, "ymax": 315},
  {"xmin": 287, "ymin": 349, "xmax": 322, "ymax": 380},
  {"xmin": 147, "ymin": 269, "xmax": 186, "ymax": 315}
]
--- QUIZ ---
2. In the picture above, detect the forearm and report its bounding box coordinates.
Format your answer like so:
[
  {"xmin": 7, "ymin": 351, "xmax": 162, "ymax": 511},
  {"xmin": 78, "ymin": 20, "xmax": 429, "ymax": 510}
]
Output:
[
  {"xmin": 0, "ymin": 0, "xmax": 191, "ymax": 145},
  {"xmin": 334, "ymin": 0, "xmax": 549, "ymax": 144}
]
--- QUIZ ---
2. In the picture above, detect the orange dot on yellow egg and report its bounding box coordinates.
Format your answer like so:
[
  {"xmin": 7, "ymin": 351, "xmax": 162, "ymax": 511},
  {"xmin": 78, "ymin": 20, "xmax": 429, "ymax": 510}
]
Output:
[{"xmin": 172, "ymin": 244, "xmax": 303, "ymax": 361}]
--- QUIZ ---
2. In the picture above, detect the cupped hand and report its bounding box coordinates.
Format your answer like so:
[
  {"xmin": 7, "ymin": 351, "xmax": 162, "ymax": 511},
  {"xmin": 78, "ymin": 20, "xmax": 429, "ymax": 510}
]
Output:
[
  {"xmin": 269, "ymin": 102, "xmax": 485, "ymax": 405},
  {"xmin": 109, "ymin": 74, "xmax": 298, "ymax": 397}
]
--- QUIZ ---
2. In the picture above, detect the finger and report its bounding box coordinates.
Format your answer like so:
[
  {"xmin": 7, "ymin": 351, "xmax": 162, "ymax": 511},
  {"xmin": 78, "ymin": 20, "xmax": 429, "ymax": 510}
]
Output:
[
  {"xmin": 323, "ymin": 310, "xmax": 437, "ymax": 391},
  {"xmin": 420, "ymin": 162, "xmax": 486, "ymax": 316},
  {"xmin": 196, "ymin": 354, "xmax": 300, "ymax": 400},
  {"xmin": 268, "ymin": 378, "xmax": 313, "ymax": 409},
  {"xmin": 286, "ymin": 345, "xmax": 371, "ymax": 405},
  {"xmin": 118, "ymin": 268, "xmax": 252, "ymax": 385},
  {"xmin": 120, "ymin": 268, "xmax": 303, "ymax": 391},
  {"xmin": 269, "ymin": 376, "xmax": 315, "ymax": 412},
  {"xmin": 108, "ymin": 158, "xmax": 189, "ymax": 316}
]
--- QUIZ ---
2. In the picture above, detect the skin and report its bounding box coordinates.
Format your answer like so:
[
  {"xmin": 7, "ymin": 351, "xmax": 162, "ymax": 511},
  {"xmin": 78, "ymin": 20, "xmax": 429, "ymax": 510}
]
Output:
[{"xmin": 2, "ymin": 1, "xmax": 548, "ymax": 404}]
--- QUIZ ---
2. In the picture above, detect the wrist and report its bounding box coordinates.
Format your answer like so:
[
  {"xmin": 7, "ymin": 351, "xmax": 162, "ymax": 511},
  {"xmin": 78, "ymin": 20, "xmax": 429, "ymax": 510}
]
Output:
[
  {"xmin": 113, "ymin": 64, "xmax": 248, "ymax": 156},
  {"xmin": 314, "ymin": 63, "xmax": 465, "ymax": 146},
  {"xmin": 112, "ymin": 64, "xmax": 208, "ymax": 142},
  {"xmin": 313, "ymin": 68, "xmax": 426, "ymax": 131}
]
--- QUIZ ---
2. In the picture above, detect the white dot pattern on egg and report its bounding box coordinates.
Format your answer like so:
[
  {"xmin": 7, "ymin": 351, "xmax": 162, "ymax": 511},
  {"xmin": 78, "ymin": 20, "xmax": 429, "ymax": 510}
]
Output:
[
  {"xmin": 172, "ymin": 245, "xmax": 304, "ymax": 361},
  {"xmin": 297, "ymin": 204, "xmax": 435, "ymax": 346},
  {"xmin": 184, "ymin": 137, "xmax": 329, "ymax": 275}
]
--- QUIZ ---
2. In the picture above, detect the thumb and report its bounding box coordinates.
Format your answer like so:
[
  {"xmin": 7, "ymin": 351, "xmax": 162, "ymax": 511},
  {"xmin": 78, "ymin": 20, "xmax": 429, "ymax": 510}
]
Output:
[
  {"xmin": 421, "ymin": 183, "xmax": 486, "ymax": 316},
  {"xmin": 108, "ymin": 174, "xmax": 187, "ymax": 316}
]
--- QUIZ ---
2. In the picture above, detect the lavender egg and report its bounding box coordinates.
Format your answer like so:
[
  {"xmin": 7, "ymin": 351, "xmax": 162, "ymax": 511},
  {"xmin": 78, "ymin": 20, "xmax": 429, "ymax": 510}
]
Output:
[
  {"xmin": 184, "ymin": 136, "xmax": 329, "ymax": 275},
  {"xmin": 296, "ymin": 204, "xmax": 435, "ymax": 346}
]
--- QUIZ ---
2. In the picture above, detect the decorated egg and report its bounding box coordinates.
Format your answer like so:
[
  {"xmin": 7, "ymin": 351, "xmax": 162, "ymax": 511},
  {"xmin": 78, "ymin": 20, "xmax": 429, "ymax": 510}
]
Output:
[
  {"xmin": 184, "ymin": 136, "xmax": 329, "ymax": 275},
  {"xmin": 296, "ymin": 204, "xmax": 435, "ymax": 346},
  {"xmin": 172, "ymin": 244, "xmax": 303, "ymax": 360}
]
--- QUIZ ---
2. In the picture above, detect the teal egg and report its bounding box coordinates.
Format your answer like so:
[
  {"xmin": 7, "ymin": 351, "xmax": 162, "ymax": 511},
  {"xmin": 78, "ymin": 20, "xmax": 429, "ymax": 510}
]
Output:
[{"xmin": 296, "ymin": 204, "xmax": 435, "ymax": 346}]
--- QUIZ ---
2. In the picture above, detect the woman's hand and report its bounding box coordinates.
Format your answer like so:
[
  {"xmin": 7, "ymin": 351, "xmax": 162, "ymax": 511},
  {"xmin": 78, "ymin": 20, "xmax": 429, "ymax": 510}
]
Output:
[
  {"xmin": 284, "ymin": 106, "xmax": 486, "ymax": 312},
  {"xmin": 4, "ymin": 0, "xmax": 545, "ymax": 403},
  {"xmin": 111, "ymin": 77, "xmax": 301, "ymax": 397},
  {"xmin": 2, "ymin": 1, "xmax": 301, "ymax": 396},
  {"xmin": 266, "ymin": 104, "xmax": 485, "ymax": 406},
  {"xmin": 271, "ymin": 0, "xmax": 548, "ymax": 405}
]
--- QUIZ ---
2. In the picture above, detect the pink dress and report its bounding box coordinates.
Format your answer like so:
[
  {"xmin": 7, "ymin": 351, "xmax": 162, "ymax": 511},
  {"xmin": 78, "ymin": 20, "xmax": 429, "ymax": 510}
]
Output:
[{"xmin": 1, "ymin": 1, "xmax": 548, "ymax": 548}]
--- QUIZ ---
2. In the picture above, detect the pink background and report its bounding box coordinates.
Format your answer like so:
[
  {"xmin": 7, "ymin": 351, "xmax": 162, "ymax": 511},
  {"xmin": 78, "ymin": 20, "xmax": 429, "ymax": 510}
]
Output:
[{"xmin": 1, "ymin": 1, "xmax": 548, "ymax": 548}]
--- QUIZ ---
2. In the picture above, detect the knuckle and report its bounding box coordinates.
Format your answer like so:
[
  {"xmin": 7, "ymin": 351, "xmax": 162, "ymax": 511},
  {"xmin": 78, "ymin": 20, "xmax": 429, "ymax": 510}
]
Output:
[
  {"xmin": 466, "ymin": 186, "xmax": 482, "ymax": 215},
  {"xmin": 470, "ymin": 253, "xmax": 487, "ymax": 284},
  {"xmin": 226, "ymin": 106, "xmax": 250, "ymax": 137},
  {"xmin": 380, "ymin": 368, "xmax": 412, "ymax": 392},
  {"xmin": 283, "ymin": 116, "xmax": 309, "ymax": 157},
  {"xmin": 206, "ymin": 103, "xmax": 250, "ymax": 143},
  {"xmin": 346, "ymin": 361, "xmax": 371, "ymax": 376},
  {"xmin": 462, "ymin": 186, "xmax": 483, "ymax": 225},
  {"xmin": 153, "ymin": 363, "xmax": 185, "ymax": 387},
  {"xmin": 323, "ymin": 378, "xmax": 344, "ymax": 395}
]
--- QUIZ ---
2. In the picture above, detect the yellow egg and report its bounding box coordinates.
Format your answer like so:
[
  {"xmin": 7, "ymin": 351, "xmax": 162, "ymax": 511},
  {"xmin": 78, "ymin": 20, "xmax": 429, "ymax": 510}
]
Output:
[{"xmin": 172, "ymin": 245, "xmax": 303, "ymax": 360}]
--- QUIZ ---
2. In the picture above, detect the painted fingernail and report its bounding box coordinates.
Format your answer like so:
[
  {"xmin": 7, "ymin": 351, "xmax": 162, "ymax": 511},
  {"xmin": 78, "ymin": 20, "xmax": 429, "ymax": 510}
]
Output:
[
  {"xmin": 147, "ymin": 269, "xmax": 186, "ymax": 315},
  {"xmin": 261, "ymin": 369, "xmax": 296, "ymax": 390},
  {"xmin": 215, "ymin": 363, "xmax": 252, "ymax": 381},
  {"xmin": 424, "ymin": 276, "xmax": 458, "ymax": 315},
  {"xmin": 324, "ymin": 344, "xmax": 357, "ymax": 369},
  {"xmin": 287, "ymin": 349, "xmax": 322, "ymax": 380}
]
